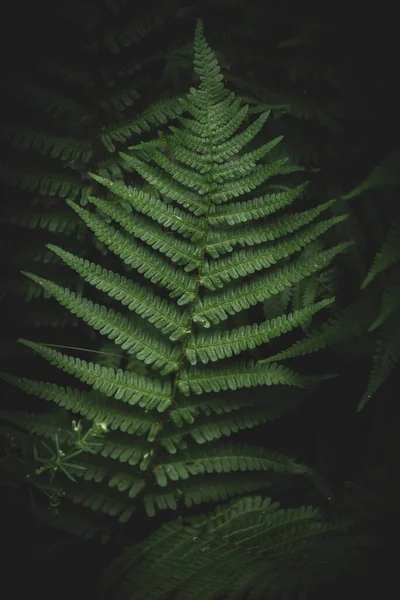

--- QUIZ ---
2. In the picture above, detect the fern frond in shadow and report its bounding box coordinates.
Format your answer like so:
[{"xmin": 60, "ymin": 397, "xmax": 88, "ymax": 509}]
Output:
[
  {"xmin": 1, "ymin": 19, "xmax": 349, "ymax": 531},
  {"xmin": 100, "ymin": 495, "xmax": 369, "ymax": 600}
]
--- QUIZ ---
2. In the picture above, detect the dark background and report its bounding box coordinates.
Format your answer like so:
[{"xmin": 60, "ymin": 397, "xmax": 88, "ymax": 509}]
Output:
[{"xmin": 0, "ymin": 0, "xmax": 399, "ymax": 598}]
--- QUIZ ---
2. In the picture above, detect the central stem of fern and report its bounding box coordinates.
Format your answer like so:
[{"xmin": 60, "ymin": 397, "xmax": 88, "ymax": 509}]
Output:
[{"xmin": 147, "ymin": 139, "xmax": 216, "ymax": 472}]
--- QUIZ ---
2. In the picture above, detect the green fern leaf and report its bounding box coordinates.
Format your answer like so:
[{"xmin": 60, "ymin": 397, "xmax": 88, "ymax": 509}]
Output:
[
  {"xmin": 208, "ymin": 183, "xmax": 308, "ymax": 226},
  {"xmin": 368, "ymin": 280, "xmax": 400, "ymax": 331},
  {"xmin": 100, "ymin": 96, "xmax": 183, "ymax": 151},
  {"xmin": 201, "ymin": 215, "xmax": 347, "ymax": 290},
  {"xmin": 20, "ymin": 273, "xmax": 179, "ymax": 374},
  {"xmin": 186, "ymin": 298, "xmax": 334, "ymax": 364},
  {"xmin": 195, "ymin": 242, "xmax": 351, "ymax": 327},
  {"xmin": 1, "ymin": 207, "xmax": 84, "ymax": 234},
  {"xmin": 0, "ymin": 126, "xmax": 94, "ymax": 162},
  {"xmin": 120, "ymin": 153, "xmax": 210, "ymax": 215},
  {"xmin": 88, "ymin": 173, "xmax": 205, "ymax": 239},
  {"xmin": 0, "ymin": 376, "xmax": 163, "ymax": 442},
  {"xmin": 178, "ymin": 360, "xmax": 332, "ymax": 396},
  {"xmin": 358, "ymin": 320, "xmax": 400, "ymax": 411},
  {"xmin": 164, "ymin": 397, "xmax": 297, "ymax": 444},
  {"xmin": 261, "ymin": 291, "xmax": 375, "ymax": 363},
  {"xmin": 152, "ymin": 443, "xmax": 311, "ymax": 488},
  {"xmin": 16, "ymin": 340, "xmax": 173, "ymax": 410},
  {"xmin": 87, "ymin": 195, "xmax": 202, "ymax": 270},
  {"xmin": 143, "ymin": 474, "xmax": 271, "ymax": 517},
  {"xmin": 66, "ymin": 200, "xmax": 197, "ymax": 304},
  {"xmin": 361, "ymin": 215, "xmax": 400, "ymax": 289},
  {"xmin": 46, "ymin": 244, "xmax": 189, "ymax": 340},
  {"xmin": 2, "ymin": 18, "xmax": 349, "ymax": 520},
  {"xmin": 0, "ymin": 163, "xmax": 87, "ymax": 200},
  {"xmin": 206, "ymin": 194, "xmax": 333, "ymax": 257},
  {"xmin": 101, "ymin": 495, "xmax": 351, "ymax": 600}
]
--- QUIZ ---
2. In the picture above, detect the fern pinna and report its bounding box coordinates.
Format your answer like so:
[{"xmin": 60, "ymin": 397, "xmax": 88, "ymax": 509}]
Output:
[{"xmin": 1, "ymin": 20, "xmax": 350, "ymax": 525}]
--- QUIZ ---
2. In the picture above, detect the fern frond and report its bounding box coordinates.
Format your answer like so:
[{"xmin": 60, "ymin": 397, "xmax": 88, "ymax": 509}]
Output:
[
  {"xmin": 0, "ymin": 163, "xmax": 86, "ymax": 200},
  {"xmin": 0, "ymin": 377, "xmax": 162, "ymax": 442},
  {"xmin": 358, "ymin": 320, "xmax": 400, "ymax": 411},
  {"xmin": 87, "ymin": 196, "xmax": 202, "ymax": 270},
  {"xmin": 178, "ymin": 360, "xmax": 332, "ymax": 396},
  {"xmin": 212, "ymin": 137, "xmax": 284, "ymax": 180},
  {"xmin": 97, "ymin": 82, "xmax": 141, "ymax": 112},
  {"xmin": 0, "ymin": 405, "xmax": 155, "ymax": 468},
  {"xmin": 195, "ymin": 242, "xmax": 351, "ymax": 326},
  {"xmin": 120, "ymin": 152, "xmax": 211, "ymax": 215},
  {"xmin": 101, "ymin": 496, "xmax": 351, "ymax": 600},
  {"xmin": 169, "ymin": 387, "xmax": 302, "ymax": 427},
  {"xmin": 103, "ymin": 2, "xmax": 176, "ymax": 53},
  {"xmin": 211, "ymin": 159, "xmax": 291, "ymax": 203},
  {"xmin": 3, "ymin": 19, "xmax": 350, "ymax": 523},
  {"xmin": 261, "ymin": 291, "xmax": 376, "ymax": 363},
  {"xmin": 0, "ymin": 126, "xmax": 94, "ymax": 163},
  {"xmin": 186, "ymin": 298, "xmax": 334, "ymax": 364},
  {"xmin": 143, "ymin": 474, "xmax": 271, "ymax": 516},
  {"xmin": 20, "ymin": 273, "xmax": 179, "ymax": 374},
  {"xmin": 88, "ymin": 174, "xmax": 205, "ymax": 240},
  {"xmin": 361, "ymin": 215, "xmax": 400, "ymax": 289},
  {"xmin": 66, "ymin": 201, "xmax": 197, "ymax": 304},
  {"xmin": 0, "ymin": 408, "xmax": 72, "ymax": 442},
  {"xmin": 63, "ymin": 481, "xmax": 136, "ymax": 522},
  {"xmin": 46, "ymin": 244, "xmax": 189, "ymax": 340},
  {"xmin": 152, "ymin": 443, "xmax": 312, "ymax": 488},
  {"xmin": 1, "ymin": 207, "xmax": 84, "ymax": 234},
  {"xmin": 16, "ymin": 340, "xmax": 172, "ymax": 411},
  {"xmin": 206, "ymin": 195, "xmax": 333, "ymax": 257},
  {"xmin": 100, "ymin": 96, "xmax": 183, "ymax": 151},
  {"xmin": 164, "ymin": 398, "xmax": 298, "ymax": 444},
  {"xmin": 171, "ymin": 110, "xmax": 270, "ymax": 164},
  {"xmin": 148, "ymin": 444, "xmax": 311, "ymax": 487},
  {"xmin": 368, "ymin": 280, "xmax": 400, "ymax": 331},
  {"xmin": 207, "ymin": 183, "xmax": 308, "ymax": 226},
  {"xmin": 202, "ymin": 215, "xmax": 347, "ymax": 290}
]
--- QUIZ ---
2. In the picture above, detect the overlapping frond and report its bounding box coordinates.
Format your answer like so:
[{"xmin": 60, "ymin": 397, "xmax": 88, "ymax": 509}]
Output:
[
  {"xmin": 87, "ymin": 196, "xmax": 202, "ymax": 270},
  {"xmin": 99, "ymin": 96, "xmax": 183, "ymax": 151},
  {"xmin": 201, "ymin": 215, "xmax": 347, "ymax": 290},
  {"xmin": 16, "ymin": 340, "xmax": 173, "ymax": 409},
  {"xmin": 101, "ymin": 496, "xmax": 356, "ymax": 600},
  {"xmin": 88, "ymin": 174, "xmax": 205, "ymax": 239},
  {"xmin": 359, "ymin": 320, "xmax": 400, "ymax": 411},
  {"xmin": 45, "ymin": 244, "xmax": 189, "ymax": 340},
  {"xmin": 194, "ymin": 242, "xmax": 350, "ymax": 327},
  {"xmin": 66, "ymin": 200, "xmax": 198, "ymax": 304},
  {"xmin": 177, "ymin": 360, "xmax": 332, "ymax": 396},
  {"xmin": 260, "ymin": 291, "xmax": 376, "ymax": 364},
  {"xmin": 361, "ymin": 215, "xmax": 400, "ymax": 289},
  {"xmin": 205, "ymin": 194, "xmax": 332, "ymax": 257},
  {"xmin": 186, "ymin": 298, "xmax": 334, "ymax": 364}
]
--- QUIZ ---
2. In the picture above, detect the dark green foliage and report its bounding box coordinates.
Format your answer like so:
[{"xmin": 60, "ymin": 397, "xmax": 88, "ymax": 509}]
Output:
[
  {"xmin": 1, "ymin": 5, "xmax": 399, "ymax": 600},
  {"xmin": 0, "ymin": 23, "xmax": 354, "ymax": 592},
  {"xmin": 270, "ymin": 152, "xmax": 400, "ymax": 410},
  {"xmin": 0, "ymin": 0, "xmax": 186, "ymax": 347},
  {"xmin": 2, "ymin": 20, "xmax": 347, "ymax": 523},
  {"xmin": 101, "ymin": 496, "xmax": 364, "ymax": 600}
]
